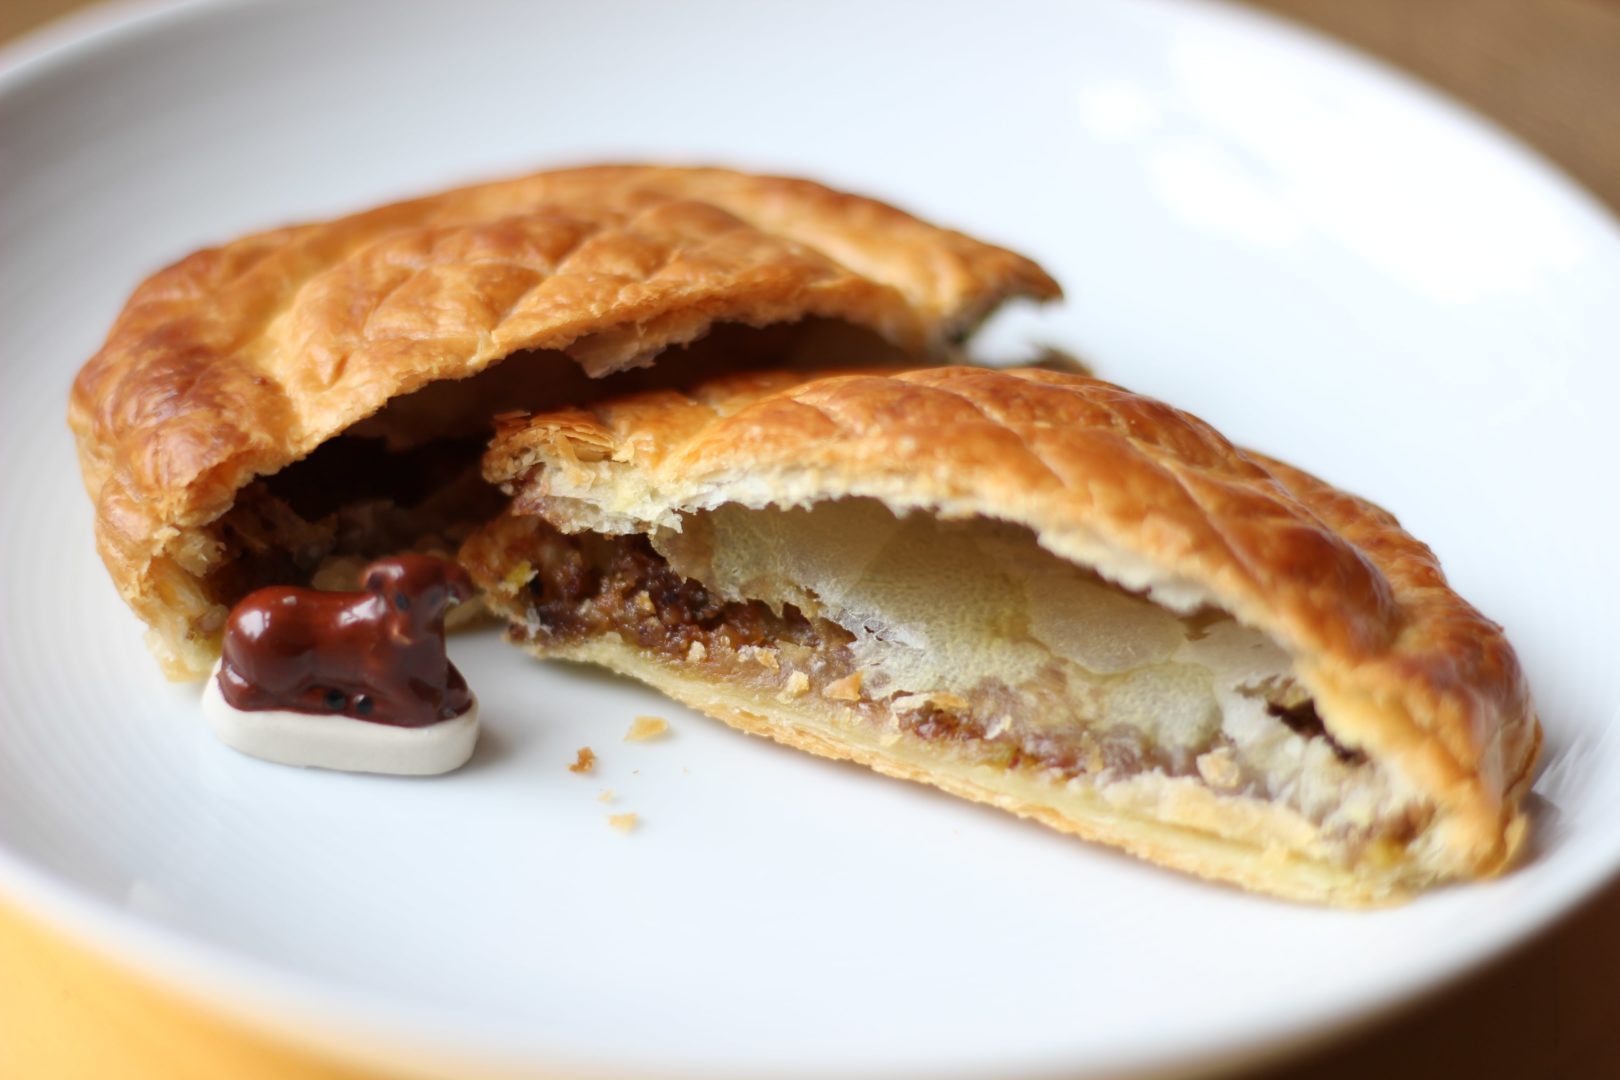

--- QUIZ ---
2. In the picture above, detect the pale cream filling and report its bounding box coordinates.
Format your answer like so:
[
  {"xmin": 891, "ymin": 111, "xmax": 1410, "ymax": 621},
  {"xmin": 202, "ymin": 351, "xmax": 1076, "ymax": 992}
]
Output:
[{"xmin": 651, "ymin": 499, "xmax": 1425, "ymax": 846}]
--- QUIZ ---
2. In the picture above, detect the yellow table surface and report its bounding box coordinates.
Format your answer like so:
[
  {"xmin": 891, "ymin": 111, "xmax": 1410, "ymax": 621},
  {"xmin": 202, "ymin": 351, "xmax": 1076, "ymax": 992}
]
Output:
[
  {"xmin": 0, "ymin": 893, "xmax": 374, "ymax": 1080},
  {"xmin": 3, "ymin": 2, "xmax": 1619, "ymax": 1078}
]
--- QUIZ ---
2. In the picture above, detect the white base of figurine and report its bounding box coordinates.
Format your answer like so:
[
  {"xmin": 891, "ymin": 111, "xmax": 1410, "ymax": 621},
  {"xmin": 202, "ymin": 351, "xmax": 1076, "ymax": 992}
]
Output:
[{"xmin": 202, "ymin": 662, "xmax": 479, "ymax": 776}]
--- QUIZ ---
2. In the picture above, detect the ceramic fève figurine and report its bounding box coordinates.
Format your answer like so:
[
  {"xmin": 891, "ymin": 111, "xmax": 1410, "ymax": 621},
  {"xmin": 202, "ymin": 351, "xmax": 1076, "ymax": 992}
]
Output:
[{"xmin": 202, "ymin": 555, "xmax": 480, "ymax": 775}]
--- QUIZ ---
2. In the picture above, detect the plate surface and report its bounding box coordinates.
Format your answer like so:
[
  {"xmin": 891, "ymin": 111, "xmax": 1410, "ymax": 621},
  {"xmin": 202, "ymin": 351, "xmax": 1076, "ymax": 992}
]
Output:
[{"xmin": 3, "ymin": 1, "xmax": 1618, "ymax": 1077}]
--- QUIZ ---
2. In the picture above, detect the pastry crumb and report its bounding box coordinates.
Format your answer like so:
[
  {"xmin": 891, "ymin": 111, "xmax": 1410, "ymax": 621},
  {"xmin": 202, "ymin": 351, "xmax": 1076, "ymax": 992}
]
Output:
[
  {"xmin": 1196, "ymin": 747, "xmax": 1242, "ymax": 790},
  {"xmin": 609, "ymin": 812, "xmax": 638, "ymax": 834},
  {"xmin": 310, "ymin": 556, "xmax": 367, "ymax": 592},
  {"xmin": 568, "ymin": 747, "xmax": 597, "ymax": 774},
  {"xmin": 501, "ymin": 561, "xmax": 536, "ymax": 591},
  {"xmin": 686, "ymin": 640, "xmax": 707, "ymax": 663},
  {"xmin": 625, "ymin": 715, "xmax": 669, "ymax": 742},
  {"xmin": 822, "ymin": 672, "xmax": 862, "ymax": 701},
  {"xmin": 776, "ymin": 671, "xmax": 810, "ymax": 702},
  {"xmin": 597, "ymin": 788, "xmax": 615, "ymax": 804},
  {"xmin": 743, "ymin": 645, "xmax": 779, "ymax": 670},
  {"xmin": 891, "ymin": 691, "xmax": 966, "ymax": 713}
]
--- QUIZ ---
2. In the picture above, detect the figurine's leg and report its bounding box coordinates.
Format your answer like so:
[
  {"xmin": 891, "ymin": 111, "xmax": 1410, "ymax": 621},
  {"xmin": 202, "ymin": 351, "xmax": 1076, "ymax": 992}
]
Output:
[
  {"xmin": 443, "ymin": 663, "xmax": 473, "ymax": 716},
  {"xmin": 217, "ymin": 662, "xmax": 276, "ymax": 710}
]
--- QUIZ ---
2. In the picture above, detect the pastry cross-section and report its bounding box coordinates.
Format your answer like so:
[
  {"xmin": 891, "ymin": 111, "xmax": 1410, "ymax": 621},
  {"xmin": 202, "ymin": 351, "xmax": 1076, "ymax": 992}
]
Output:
[
  {"xmin": 67, "ymin": 166, "xmax": 1057, "ymax": 677},
  {"xmin": 462, "ymin": 367, "xmax": 1540, "ymax": 905}
]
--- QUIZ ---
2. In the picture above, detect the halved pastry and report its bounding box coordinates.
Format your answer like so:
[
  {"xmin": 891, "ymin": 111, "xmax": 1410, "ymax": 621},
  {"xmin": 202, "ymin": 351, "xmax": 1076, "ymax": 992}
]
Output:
[
  {"xmin": 68, "ymin": 165, "xmax": 1057, "ymax": 678},
  {"xmin": 462, "ymin": 367, "xmax": 1540, "ymax": 905}
]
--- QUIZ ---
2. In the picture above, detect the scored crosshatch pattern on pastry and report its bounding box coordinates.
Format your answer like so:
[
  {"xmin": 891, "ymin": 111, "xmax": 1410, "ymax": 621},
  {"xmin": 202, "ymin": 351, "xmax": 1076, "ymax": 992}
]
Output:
[{"xmin": 66, "ymin": 165, "xmax": 1060, "ymax": 679}]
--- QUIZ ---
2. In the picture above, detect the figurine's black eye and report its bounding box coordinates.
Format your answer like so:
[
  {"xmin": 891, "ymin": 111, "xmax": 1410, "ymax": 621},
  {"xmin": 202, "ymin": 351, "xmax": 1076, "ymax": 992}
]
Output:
[
  {"xmin": 324, "ymin": 688, "xmax": 345, "ymax": 710},
  {"xmin": 354, "ymin": 695, "xmax": 374, "ymax": 716},
  {"xmin": 395, "ymin": 593, "xmax": 410, "ymax": 611}
]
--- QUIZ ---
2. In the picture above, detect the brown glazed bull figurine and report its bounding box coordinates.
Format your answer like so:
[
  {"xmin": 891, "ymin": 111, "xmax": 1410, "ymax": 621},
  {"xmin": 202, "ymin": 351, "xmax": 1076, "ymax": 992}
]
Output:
[{"xmin": 217, "ymin": 555, "xmax": 475, "ymax": 728}]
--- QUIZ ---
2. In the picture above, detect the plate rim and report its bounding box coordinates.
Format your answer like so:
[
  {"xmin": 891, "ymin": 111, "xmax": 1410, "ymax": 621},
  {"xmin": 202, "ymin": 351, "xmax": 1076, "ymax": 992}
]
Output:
[{"xmin": 4, "ymin": 1, "xmax": 1620, "ymax": 1077}]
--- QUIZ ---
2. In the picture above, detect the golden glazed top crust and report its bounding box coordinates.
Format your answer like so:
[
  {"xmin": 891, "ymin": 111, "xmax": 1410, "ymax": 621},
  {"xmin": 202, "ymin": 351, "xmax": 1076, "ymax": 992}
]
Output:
[
  {"xmin": 484, "ymin": 367, "xmax": 1540, "ymax": 882},
  {"xmin": 67, "ymin": 165, "xmax": 1058, "ymax": 676}
]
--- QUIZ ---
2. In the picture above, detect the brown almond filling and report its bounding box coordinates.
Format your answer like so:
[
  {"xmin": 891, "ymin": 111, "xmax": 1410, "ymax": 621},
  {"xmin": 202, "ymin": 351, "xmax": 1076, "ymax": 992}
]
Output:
[
  {"xmin": 195, "ymin": 321, "xmax": 915, "ymax": 613},
  {"xmin": 466, "ymin": 513, "xmax": 1407, "ymax": 848},
  {"xmin": 206, "ymin": 436, "xmax": 502, "ymax": 603}
]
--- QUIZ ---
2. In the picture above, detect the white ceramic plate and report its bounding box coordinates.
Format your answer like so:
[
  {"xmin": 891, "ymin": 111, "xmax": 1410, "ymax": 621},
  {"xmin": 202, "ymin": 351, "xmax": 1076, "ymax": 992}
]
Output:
[{"xmin": 3, "ymin": 1, "xmax": 1618, "ymax": 1077}]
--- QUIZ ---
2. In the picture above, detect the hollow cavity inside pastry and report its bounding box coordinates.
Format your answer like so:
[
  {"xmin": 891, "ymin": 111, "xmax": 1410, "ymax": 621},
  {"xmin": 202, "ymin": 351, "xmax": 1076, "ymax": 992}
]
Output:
[
  {"xmin": 197, "ymin": 323, "xmax": 903, "ymax": 647},
  {"xmin": 462, "ymin": 368, "xmax": 1539, "ymax": 905},
  {"xmin": 67, "ymin": 165, "xmax": 1057, "ymax": 678}
]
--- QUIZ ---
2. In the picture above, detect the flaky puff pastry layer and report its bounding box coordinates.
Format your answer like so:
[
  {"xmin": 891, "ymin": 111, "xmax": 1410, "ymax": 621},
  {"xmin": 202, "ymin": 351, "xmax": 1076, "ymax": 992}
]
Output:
[
  {"xmin": 470, "ymin": 367, "xmax": 1540, "ymax": 904},
  {"xmin": 66, "ymin": 165, "xmax": 1058, "ymax": 678}
]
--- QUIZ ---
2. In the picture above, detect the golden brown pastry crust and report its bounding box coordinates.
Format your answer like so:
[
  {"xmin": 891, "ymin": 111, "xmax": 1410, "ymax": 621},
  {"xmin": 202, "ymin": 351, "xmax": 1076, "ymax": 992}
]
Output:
[
  {"xmin": 474, "ymin": 367, "xmax": 1540, "ymax": 901},
  {"xmin": 67, "ymin": 165, "xmax": 1058, "ymax": 677}
]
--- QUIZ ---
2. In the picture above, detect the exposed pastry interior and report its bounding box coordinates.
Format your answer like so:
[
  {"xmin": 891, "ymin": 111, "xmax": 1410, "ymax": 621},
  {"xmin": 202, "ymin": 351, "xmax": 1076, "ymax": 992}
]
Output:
[
  {"xmin": 473, "ymin": 500, "xmax": 1416, "ymax": 838},
  {"xmin": 200, "ymin": 323, "xmax": 908, "ymax": 631},
  {"xmin": 67, "ymin": 165, "xmax": 1058, "ymax": 677},
  {"xmin": 461, "ymin": 367, "xmax": 1539, "ymax": 904}
]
